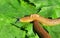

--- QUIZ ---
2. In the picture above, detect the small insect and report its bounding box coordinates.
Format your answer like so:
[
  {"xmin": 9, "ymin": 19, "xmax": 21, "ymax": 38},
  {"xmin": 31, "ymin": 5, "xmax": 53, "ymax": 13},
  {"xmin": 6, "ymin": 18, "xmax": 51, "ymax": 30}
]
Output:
[{"xmin": 19, "ymin": 14, "xmax": 60, "ymax": 26}]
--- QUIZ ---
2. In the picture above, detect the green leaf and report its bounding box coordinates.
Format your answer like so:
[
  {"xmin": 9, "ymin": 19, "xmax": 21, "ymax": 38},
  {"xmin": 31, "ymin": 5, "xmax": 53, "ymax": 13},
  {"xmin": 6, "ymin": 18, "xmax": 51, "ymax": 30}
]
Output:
[
  {"xmin": 0, "ymin": 14, "xmax": 26, "ymax": 38},
  {"xmin": 0, "ymin": 0, "xmax": 37, "ymax": 38},
  {"xmin": 38, "ymin": 6, "xmax": 60, "ymax": 38},
  {"xmin": 29, "ymin": 0, "xmax": 60, "ymax": 8},
  {"xmin": 0, "ymin": 0, "xmax": 60, "ymax": 38}
]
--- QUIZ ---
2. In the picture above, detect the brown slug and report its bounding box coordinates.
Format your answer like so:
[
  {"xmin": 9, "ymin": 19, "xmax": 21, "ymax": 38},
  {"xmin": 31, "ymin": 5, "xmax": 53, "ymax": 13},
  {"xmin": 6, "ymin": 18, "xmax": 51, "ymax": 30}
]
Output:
[
  {"xmin": 33, "ymin": 20, "xmax": 51, "ymax": 38},
  {"xmin": 20, "ymin": 14, "xmax": 60, "ymax": 26},
  {"xmin": 19, "ymin": 14, "xmax": 51, "ymax": 38}
]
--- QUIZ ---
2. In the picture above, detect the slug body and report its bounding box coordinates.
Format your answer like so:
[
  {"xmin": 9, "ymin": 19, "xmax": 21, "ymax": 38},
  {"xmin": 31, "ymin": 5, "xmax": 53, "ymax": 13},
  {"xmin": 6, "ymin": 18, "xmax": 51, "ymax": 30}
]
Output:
[
  {"xmin": 33, "ymin": 20, "xmax": 51, "ymax": 38},
  {"xmin": 20, "ymin": 14, "xmax": 60, "ymax": 26},
  {"xmin": 20, "ymin": 14, "xmax": 51, "ymax": 38}
]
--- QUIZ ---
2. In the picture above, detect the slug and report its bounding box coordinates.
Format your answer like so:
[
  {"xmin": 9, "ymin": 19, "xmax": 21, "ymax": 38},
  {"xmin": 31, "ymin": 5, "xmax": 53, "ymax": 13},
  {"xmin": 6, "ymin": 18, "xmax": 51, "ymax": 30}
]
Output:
[
  {"xmin": 33, "ymin": 20, "xmax": 51, "ymax": 38},
  {"xmin": 20, "ymin": 14, "xmax": 60, "ymax": 26}
]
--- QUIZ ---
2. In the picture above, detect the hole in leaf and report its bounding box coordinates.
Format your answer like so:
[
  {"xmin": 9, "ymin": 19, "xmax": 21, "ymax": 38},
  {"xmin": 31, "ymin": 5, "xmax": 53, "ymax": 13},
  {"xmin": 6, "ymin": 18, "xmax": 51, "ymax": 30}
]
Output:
[
  {"xmin": 25, "ymin": 35, "xmax": 29, "ymax": 38},
  {"xmin": 24, "ymin": 15, "xmax": 30, "ymax": 17},
  {"xmin": 48, "ymin": 17, "xmax": 52, "ymax": 19},
  {"xmin": 36, "ymin": 8, "xmax": 41, "ymax": 14},
  {"xmin": 43, "ymin": 26, "xmax": 49, "ymax": 33},
  {"xmin": 11, "ymin": 23, "xmax": 20, "ymax": 28},
  {"xmin": 24, "ymin": 0, "xmax": 36, "ymax": 7},
  {"xmin": 20, "ymin": 27, "xmax": 28, "ymax": 33},
  {"xmin": 17, "ymin": 0, "xmax": 21, "ymax": 3}
]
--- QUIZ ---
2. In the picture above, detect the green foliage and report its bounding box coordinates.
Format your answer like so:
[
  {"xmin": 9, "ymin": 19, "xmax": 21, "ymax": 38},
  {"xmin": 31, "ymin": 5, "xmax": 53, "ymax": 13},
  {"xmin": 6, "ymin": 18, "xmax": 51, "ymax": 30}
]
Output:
[{"xmin": 0, "ymin": 0, "xmax": 60, "ymax": 38}]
